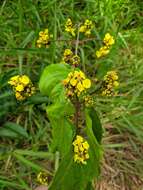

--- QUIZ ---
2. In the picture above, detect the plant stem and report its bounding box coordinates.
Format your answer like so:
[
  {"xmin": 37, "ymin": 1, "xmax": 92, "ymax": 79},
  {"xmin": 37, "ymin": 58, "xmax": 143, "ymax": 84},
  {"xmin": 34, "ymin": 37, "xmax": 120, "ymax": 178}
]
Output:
[
  {"xmin": 74, "ymin": 96, "xmax": 80, "ymax": 134},
  {"xmin": 75, "ymin": 24, "xmax": 80, "ymax": 55}
]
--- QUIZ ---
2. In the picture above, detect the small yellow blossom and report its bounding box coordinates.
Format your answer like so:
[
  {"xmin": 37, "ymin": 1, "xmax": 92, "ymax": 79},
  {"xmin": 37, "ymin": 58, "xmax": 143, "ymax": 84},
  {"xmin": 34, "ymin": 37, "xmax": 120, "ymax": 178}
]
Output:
[
  {"xmin": 70, "ymin": 78, "xmax": 77, "ymax": 87},
  {"xmin": 8, "ymin": 75, "xmax": 19, "ymax": 86},
  {"xmin": 15, "ymin": 91, "xmax": 25, "ymax": 101},
  {"xmin": 96, "ymin": 46, "xmax": 110, "ymax": 58},
  {"xmin": 37, "ymin": 172, "xmax": 48, "ymax": 185},
  {"xmin": 82, "ymin": 79, "xmax": 91, "ymax": 89},
  {"xmin": 15, "ymin": 84, "xmax": 24, "ymax": 92},
  {"xmin": 65, "ymin": 18, "xmax": 76, "ymax": 37},
  {"xmin": 77, "ymin": 82, "xmax": 84, "ymax": 92},
  {"xmin": 103, "ymin": 33, "xmax": 115, "ymax": 47},
  {"xmin": 73, "ymin": 135, "xmax": 90, "ymax": 164},
  {"xmin": 19, "ymin": 75, "xmax": 30, "ymax": 85}
]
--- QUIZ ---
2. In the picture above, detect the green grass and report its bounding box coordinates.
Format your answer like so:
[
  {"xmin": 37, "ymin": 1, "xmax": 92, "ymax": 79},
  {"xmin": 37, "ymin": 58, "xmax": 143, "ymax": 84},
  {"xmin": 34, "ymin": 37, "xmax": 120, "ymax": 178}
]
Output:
[{"xmin": 0, "ymin": 0, "xmax": 143, "ymax": 189}]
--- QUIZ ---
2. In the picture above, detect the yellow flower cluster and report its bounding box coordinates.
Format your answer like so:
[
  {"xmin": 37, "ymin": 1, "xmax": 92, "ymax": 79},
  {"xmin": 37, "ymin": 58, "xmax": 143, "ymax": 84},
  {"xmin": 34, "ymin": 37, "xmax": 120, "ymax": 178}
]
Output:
[
  {"xmin": 79, "ymin": 19, "xmax": 93, "ymax": 36},
  {"xmin": 37, "ymin": 172, "xmax": 48, "ymax": 185},
  {"xmin": 62, "ymin": 49, "xmax": 80, "ymax": 66},
  {"xmin": 103, "ymin": 33, "xmax": 115, "ymax": 47},
  {"xmin": 84, "ymin": 95, "xmax": 94, "ymax": 107},
  {"xmin": 8, "ymin": 75, "xmax": 35, "ymax": 101},
  {"xmin": 96, "ymin": 33, "xmax": 115, "ymax": 58},
  {"xmin": 65, "ymin": 18, "xmax": 76, "ymax": 37},
  {"xmin": 96, "ymin": 46, "xmax": 109, "ymax": 58},
  {"xmin": 102, "ymin": 71, "xmax": 119, "ymax": 96},
  {"xmin": 36, "ymin": 29, "xmax": 51, "ymax": 48},
  {"xmin": 73, "ymin": 135, "xmax": 90, "ymax": 164},
  {"xmin": 63, "ymin": 70, "xmax": 91, "ymax": 97}
]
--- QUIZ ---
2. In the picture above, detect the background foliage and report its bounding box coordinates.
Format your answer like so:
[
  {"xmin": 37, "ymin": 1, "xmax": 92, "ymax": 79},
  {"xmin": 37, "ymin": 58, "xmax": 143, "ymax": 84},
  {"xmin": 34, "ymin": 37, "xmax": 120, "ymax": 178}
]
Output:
[{"xmin": 0, "ymin": 0, "xmax": 143, "ymax": 189}]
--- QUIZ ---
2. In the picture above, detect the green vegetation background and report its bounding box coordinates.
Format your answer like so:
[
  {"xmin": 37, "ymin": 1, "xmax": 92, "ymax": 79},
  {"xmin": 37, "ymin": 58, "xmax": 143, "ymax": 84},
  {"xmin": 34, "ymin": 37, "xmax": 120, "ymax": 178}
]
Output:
[{"xmin": 0, "ymin": 0, "xmax": 143, "ymax": 189}]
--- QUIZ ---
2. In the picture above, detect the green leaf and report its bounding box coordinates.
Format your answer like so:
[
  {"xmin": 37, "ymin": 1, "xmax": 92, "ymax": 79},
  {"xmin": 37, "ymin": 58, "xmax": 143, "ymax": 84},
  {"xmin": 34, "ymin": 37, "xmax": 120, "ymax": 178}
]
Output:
[
  {"xmin": 46, "ymin": 101, "xmax": 74, "ymax": 119},
  {"xmin": 50, "ymin": 118, "xmax": 74, "ymax": 157},
  {"xmin": 3, "ymin": 122, "xmax": 29, "ymax": 139},
  {"xmin": 85, "ymin": 109, "xmax": 102, "ymax": 161},
  {"xmin": 39, "ymin": 63, "xmax": 71, "ymax": 100},
  {"xmin": 88, "ymin": 108, "xmax": 103, "ymax": 144}
]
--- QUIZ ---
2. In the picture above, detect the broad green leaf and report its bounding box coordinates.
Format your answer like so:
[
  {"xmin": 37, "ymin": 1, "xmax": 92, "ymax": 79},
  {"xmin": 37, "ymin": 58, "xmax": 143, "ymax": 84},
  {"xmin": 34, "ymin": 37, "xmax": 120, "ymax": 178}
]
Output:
[
  {"xmin": 50, "ymin": 119, "xmax": 74, "ymax": 157},
  {"xmin": 88, "ymin": 108, "xmax": 103, "ymax": 144},
  {"xmin": 39, "ymin": 63, "xmax": 71, "ymax": 100},
  {"xmin": 4, "ymin": 122, "xmax": 29, "ymax": 139}
]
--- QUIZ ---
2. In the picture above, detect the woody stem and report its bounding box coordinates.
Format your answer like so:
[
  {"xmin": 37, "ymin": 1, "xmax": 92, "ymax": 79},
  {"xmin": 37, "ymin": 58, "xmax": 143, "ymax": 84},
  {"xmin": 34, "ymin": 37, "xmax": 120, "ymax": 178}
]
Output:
[{"xmin": 74, "ymin": 96, "xmax": 80, "ymax": 134}]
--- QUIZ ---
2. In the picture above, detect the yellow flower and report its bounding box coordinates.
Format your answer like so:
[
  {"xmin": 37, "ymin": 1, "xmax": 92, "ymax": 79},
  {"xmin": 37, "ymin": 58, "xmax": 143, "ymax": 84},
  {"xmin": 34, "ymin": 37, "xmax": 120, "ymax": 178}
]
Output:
[
  {"xmin": 15, "ymin": 92, "xmax": 25, "ymax": 100},
  {"xmin": 96, "ymin": 46, "xmax": 110, "ymax": 58},
  {"xmin": 113, "ymin": 81, "xmax": 119, "ymax": 87},
  {"xmin": 15, "ymin": 84, "xmax": 24, "ymax": 92},
  {"xmin": 70, "ymin": 78, "xmax": 77, "ymax": 87},
  {"xmin": 20, "ymin": 75, "xmax": 30, "ymax": 85},
  {"xmin": 8, "ymin": 75, "xmax": 19, "ymax": 86},
  {"xmin": 65, "ymin": 18, "xmax": 76, "ymax": 37},
  {"xmin": 82, "ymin": 141, "xmax": 90, "ymax": 149},
  {"xmin": 63, "ymin": 78, "xmax": 70, "ymax": 85},
  {"xmin": 75, "ymin": 135, "xmax": 84, "ymax": 143},
  {"xmin": 79, "ymin": 25, "xmax": 86, "ymax": 33},
  {"xmin": 79, "ymin": 19, "xmax": 93, "ymax": 37},
  {"xmin": 103, "ymin": 33, "xmax": 115, "ymax": 46},
  {"xmin": 82, "ymin": 79, "xmax": 91, "ymax": 89},
  {"xmin": 77, "ymin": 82, "xmax": 84, "ymax": 92}
]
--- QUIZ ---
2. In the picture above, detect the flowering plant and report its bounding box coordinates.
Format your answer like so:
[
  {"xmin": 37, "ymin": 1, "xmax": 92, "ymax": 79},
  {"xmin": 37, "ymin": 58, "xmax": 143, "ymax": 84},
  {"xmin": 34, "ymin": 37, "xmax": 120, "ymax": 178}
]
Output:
[{"xmin": 8, "ymin": 18, "xmax": 118, "ymax": 190}]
